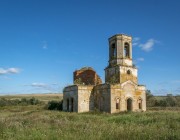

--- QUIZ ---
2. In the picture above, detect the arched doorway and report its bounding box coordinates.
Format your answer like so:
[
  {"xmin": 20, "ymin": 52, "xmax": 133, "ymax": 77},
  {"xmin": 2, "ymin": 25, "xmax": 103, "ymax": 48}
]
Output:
[
  {"xmin": 67, "ymin": 99, "xmax": 69, "ymax": 111},
  {"xmin": 127, "ymin": 98, "xmax": 132, "ymax": 111},
  {"xmin": 71, "ymin": 98, "xmax": 74, "ymax": 112}
]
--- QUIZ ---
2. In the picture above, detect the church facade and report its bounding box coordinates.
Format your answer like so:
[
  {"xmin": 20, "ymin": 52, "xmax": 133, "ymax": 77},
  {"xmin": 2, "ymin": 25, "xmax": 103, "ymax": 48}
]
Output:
[{"xmin": 63, "ymin": 34, "xmax": 146, "ymax": 113}]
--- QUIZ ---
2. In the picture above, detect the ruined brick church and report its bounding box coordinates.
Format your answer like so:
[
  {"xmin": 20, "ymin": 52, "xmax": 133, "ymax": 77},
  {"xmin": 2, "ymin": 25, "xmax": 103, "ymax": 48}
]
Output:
[{"xmin": 63, "ymin": 34, "xmax": 146, "ymax": 113}]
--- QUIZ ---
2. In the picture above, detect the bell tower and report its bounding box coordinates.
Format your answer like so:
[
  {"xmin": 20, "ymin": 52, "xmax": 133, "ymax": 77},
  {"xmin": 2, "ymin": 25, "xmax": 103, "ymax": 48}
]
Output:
[
  {"xmin": 105, "ymin": 34, "xmax": 138, "ymax": 84},
  {"xmin": 109, "ymin": 34, "xmax": 133, "ymax": 67}
]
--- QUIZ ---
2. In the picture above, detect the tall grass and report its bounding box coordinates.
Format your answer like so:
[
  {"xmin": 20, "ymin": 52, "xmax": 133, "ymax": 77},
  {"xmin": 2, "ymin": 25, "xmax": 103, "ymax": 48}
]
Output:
[{"xmin": 0, "ymin": 105, "xmax": 179, "ymax": 140}]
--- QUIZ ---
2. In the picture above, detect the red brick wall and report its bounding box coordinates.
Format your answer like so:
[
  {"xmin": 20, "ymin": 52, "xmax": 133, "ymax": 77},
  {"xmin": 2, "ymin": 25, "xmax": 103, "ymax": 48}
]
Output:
[{"xmin": 73, "ymin": 68, "xmax": 102, "ymax": 85}]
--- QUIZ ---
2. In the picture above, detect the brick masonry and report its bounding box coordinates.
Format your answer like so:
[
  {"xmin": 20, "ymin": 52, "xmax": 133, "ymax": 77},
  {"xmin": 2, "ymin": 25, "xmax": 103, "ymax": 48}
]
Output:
[{"xmin": 73, "ymin": 67, "xmax": 102, "ymax": 85}]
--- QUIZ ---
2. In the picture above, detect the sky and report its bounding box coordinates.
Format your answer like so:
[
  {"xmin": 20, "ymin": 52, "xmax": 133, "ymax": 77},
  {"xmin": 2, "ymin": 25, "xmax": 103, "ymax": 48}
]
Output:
[{"xmin": 0, "ymin": 0, "xmax": 180, "ymax": 95}]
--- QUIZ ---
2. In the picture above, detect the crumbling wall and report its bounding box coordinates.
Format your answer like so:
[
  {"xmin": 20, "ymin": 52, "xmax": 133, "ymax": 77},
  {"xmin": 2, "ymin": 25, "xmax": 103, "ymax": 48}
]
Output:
[
  {"xmin": 74, "ymin": 67, "xmax": 102, "ymax": 85},
  {"xmin": 93, "ymin": 84, "xmax": 111, "ymax": 113}
]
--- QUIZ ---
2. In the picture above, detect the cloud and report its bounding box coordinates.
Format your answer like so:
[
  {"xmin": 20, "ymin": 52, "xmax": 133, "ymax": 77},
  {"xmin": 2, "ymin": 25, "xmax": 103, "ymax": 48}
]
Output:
[
  {"xmin": 2, "ymin": 76, "xmax": 11, "ymax": 80},
  {"xmin": 132, "ymin": 37, "xmax": 140, "ymax": 46},
  {"xmin": 52, "ymin": 83, "xmax": 58, "ymax": 85},
  {"xmin": 42, "ymin": 41, "xmax": 48, "ymax": 49},
  {"xmin": 137, "ymin": 57, "xmax": 144, "ymax": 61},
  {"xmin": 139, "ymin": 39, "xmax": 157, "ymax": 52},
  {"xmin": 24, "ymin": 82, "xmax": 60, "ymax": 93},
  {"xmin": 173, "ymin": 87, "xmax": 180, "ymax": 94},
  {"xmin": 0, "ymin": 68, "xmax": 21, "ymax": 75},
  {"xmin": 31, "ymin": 83, "xmax": 47, "ymax": 87},
  {"xmin": 133, "ymin": 37, "xmax": 140, "ymax": 42},
  {"xmin": 152, "ymin": 80, "xmax": 180, "ymax": 95},
  {"xmin": 154, "ymin": 87, "xmax": 180, "ymax": 96},
  {"xmin": 30, "ymin": 83, "xmax": 52, "ymax": 92},
  {"xmin": 171, "ymin": 80, "xmax": 180, "ymax": 84},
  {"xmin": 153, "ymin": 89, "xmax": 169, "ymax": 96},
  {"xmin": 133, "ymin": 57, "xmax": 144, "ymax": 65},
  {"xmin": 8, "ymin": 68, "xmax": 21, "ymax": 74},
  {"xmin": 133, "ymin": 37, "xmax": 159, "ymax": 52}
]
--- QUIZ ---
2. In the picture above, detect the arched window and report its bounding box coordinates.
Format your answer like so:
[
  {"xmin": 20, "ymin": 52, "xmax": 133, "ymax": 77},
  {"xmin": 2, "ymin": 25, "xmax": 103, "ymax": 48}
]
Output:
[
  {"xmin": 111, "ymin": 43, "xmax": 116, "ymax": 57},
  {"xmin": 138, "ymin": 99, "xmax": 142, "ymax": 109},
  {"xmin": 127, "ymin": 70, "xmax": 131, "ymax": 75},
  {"xmin": 124, "ymin": 43, "xmax": 130, "ymax": 58},
  {"xmin": 116, "ymin": 98, "xmax": 120, "ymax": 109}
]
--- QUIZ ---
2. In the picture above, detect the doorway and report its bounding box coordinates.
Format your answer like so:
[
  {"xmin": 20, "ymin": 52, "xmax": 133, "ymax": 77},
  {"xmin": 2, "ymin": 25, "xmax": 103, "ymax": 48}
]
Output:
[
  {"xmin": 71, "ymin": 98, "xmax": 74, "ymax": 112},
  {"xmin": 127, "ymin": 98, "xmax": 132, "ymax": 111},
  {"xmin": 67, "ymin": 99, "xmax": 69, "ymax": 111}
]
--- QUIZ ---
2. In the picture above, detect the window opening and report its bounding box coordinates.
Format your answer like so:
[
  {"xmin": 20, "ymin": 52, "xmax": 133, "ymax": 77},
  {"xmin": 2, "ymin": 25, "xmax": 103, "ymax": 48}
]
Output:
[
  {"xmin": 138, "ymin": 99, "xmax": 142, "ymax": 109},
  {"xmin": 116, "ymin": 98, "xmax": 120, "ymax": 109},
  {"xmin": 127, "ymin": 70, "xmax": 131, "ymax": 75},
  {"xmin": 124, "ymin": 43, "xmax": 130, "ymax": 58},
  {"xmin": 112, "ymin": 43, "xmax": 116, "ymax": 57}
]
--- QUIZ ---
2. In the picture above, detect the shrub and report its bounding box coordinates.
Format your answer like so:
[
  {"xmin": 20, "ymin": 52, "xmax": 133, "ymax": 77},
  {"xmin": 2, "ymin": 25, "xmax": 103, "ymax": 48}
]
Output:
[
  {"xmin": 166, "ymin": 96, "xmax": 177, "ymax": 107},
  {"xmin": 74, "ymin": 78, "xmax": 83, "ymax": 85},
  {"xmin": 46, "ymin": 100, "xmax": 63, "ymax": 110},
  {"xmin": 0, "ymin": 97, "xmax": 41, "ymax": 107},
  {"xmin": 146, "ymin": 90, "xmax": 180, "ymax": 107},
  {"xmin": 28, "ymin": 97, "xmax": 40, "ymax": 105}
]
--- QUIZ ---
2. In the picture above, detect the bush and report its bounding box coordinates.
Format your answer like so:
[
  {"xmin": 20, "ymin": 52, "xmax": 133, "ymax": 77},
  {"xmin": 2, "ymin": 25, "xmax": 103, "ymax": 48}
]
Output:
[
  {"xmin": 0, "ymin": 97, "xmax": 41, "ymax": 107},
  {"xmin": 28, "ymin": 97, "xmax": 40, "ymax": 105},
  {"xmin": 166, "ymin": 96, "xmax": 177, "ymax": 107},
  {"xmin": 146, "ymin": 90, "xmax": 156, "ymax": 107},
  {"xmin": 146, "ymin": 90, "xmax": 180, "ymax": 107},
  {"xmin": 46, "ymin": 100, "xmax": 63, "ymax": 110}
]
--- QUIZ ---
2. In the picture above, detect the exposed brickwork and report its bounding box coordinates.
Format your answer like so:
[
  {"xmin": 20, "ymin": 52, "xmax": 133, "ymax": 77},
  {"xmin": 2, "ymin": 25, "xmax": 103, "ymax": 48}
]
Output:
[{"xmin": 73, "ymin": 67, "xmax": 102, "ymax": 85}]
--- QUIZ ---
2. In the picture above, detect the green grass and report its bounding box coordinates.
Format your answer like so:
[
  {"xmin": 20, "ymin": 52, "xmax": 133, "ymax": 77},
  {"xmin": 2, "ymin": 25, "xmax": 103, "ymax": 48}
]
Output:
[
  {"xmin": 0, "ymin": 105, "xmax": 179, "ymax": 140},
  {"xmin": 0, "ymin": 94, "xmax": 179, "ymax": 139}
]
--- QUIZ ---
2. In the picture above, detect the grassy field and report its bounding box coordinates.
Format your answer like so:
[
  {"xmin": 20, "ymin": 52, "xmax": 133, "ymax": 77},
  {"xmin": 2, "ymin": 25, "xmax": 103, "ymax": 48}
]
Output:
[
  {"xmin": 1, "ymin": 93, "xmax": 63, "ymax": 103},
  {"xmin": 0, "ymin": 94, "xmax": 180, "ymax": 140}
]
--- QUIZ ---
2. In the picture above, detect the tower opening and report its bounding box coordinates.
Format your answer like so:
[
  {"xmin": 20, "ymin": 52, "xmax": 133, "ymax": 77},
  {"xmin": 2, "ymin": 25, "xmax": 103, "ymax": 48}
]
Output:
[
  {"xmin": 124, "ymin": 43, "xmax": 130, "ymax": 58},
  {"xmin": 127, "ymin": 98, "xmax": 132, "ymax": 111},
  {"xmin": 111, "ymin": 43, "xmax": 116, "ymax": 58}
]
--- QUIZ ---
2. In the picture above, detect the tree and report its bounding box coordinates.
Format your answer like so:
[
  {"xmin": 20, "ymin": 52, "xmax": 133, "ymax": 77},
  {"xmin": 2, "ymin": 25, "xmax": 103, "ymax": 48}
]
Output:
[
  {"xmin": 74, "ymin": 78, "xmax": 83, "ymax": 85},
  {"xmin": 146, "ymin": 90, "xmax": 157, "ymax": 107}
]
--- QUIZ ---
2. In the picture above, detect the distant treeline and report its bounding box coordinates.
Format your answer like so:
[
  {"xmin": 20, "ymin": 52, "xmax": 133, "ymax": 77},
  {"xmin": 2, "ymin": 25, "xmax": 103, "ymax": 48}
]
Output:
[
  {"xmin": 146, "ymin": 90, "xmax": 180, "ymax": 107},
  {"xmin": 1, "ymin": 92, "xmax": 180, "ymax": 109},
  {"xmin": 0, "ymin": 97, "xmax": 41, "ymax": 107},
  {"xmin": 0, "ymin": 96, "xmax": 63, "ymax": 110}
]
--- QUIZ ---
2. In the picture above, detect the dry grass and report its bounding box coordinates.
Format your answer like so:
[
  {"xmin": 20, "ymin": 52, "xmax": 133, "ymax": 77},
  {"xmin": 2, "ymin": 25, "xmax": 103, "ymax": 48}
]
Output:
[
  {"xmin": 0, "ymin": 94, "xmax": 180, "ymax": 139},
  {"xmin": 0, "ymin": 105, "xmax": 180, "ymax": 140},
  {"xmin": 0, "ymin": 93, "xmax": 63, "ymax": 103}
]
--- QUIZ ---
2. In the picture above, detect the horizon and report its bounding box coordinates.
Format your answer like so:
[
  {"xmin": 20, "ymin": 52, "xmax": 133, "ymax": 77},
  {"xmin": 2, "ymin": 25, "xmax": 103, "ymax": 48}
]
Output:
[{"xmin": 0, "ymin": 0, "xmax": 180, "ymax": 95}]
